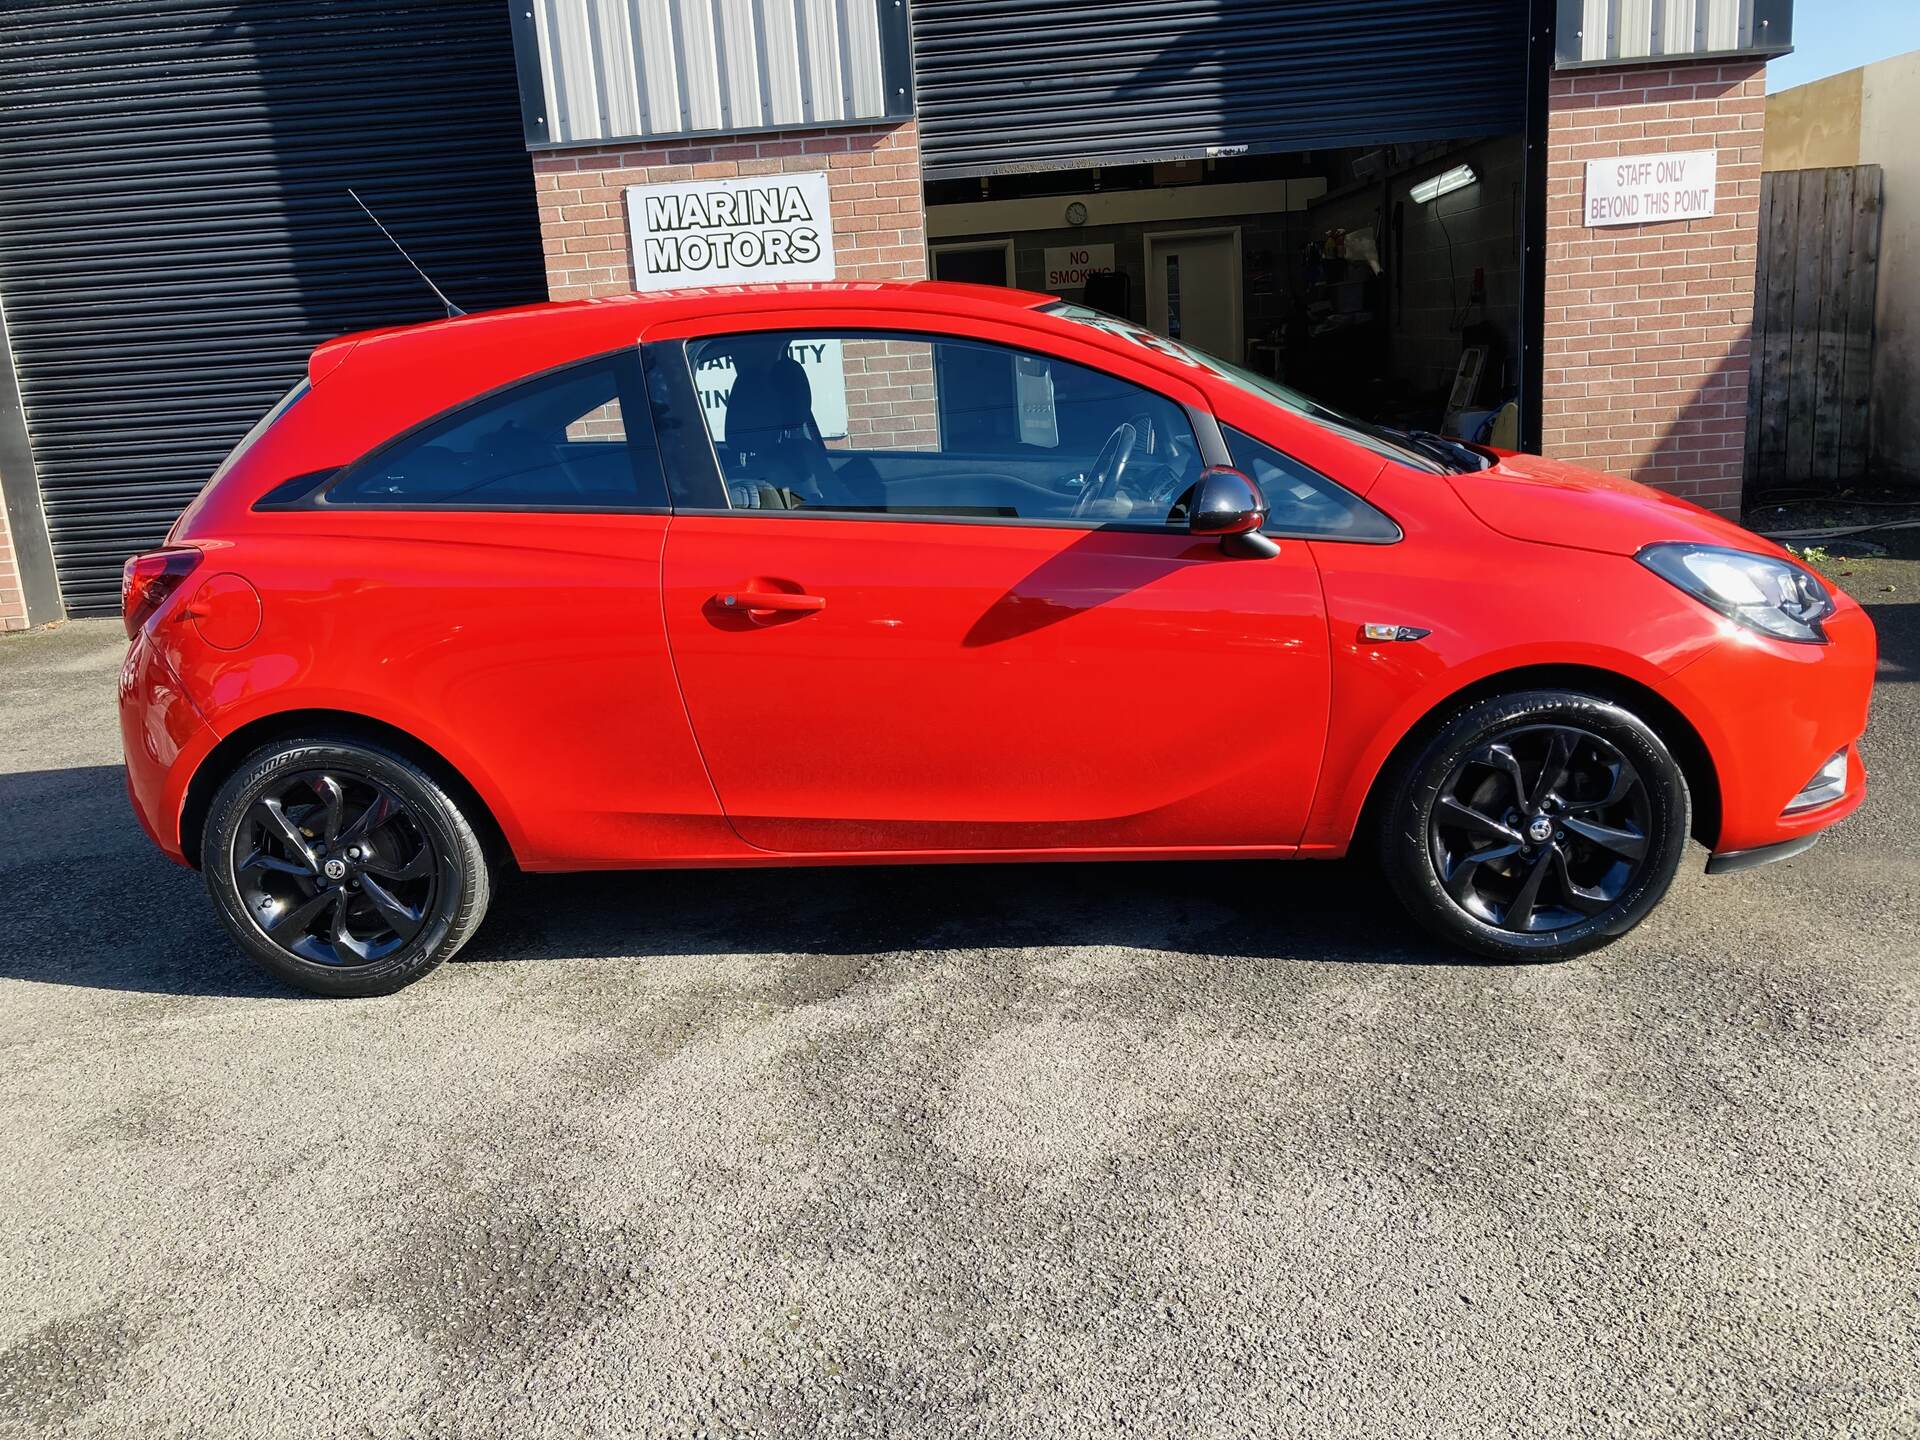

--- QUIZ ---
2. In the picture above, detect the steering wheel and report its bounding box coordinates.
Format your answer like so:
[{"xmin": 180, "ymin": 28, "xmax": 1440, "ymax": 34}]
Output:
[{"xmin": 1071, "ymin": 418, "xmax": 1143, "ymax": 518}]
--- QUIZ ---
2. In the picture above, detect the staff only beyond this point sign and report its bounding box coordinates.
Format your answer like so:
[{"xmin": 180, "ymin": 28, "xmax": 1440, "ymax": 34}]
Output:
[
  {"xmin": 626, "ymin": 171, "xmax": 837, "ymax": 291},
  {"xmin": 1583, "ymin": 149, "xmax": 1718, "ymax": 228}
]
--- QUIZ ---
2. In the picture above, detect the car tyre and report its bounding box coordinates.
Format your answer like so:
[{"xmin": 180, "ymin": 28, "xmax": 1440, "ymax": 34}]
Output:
[
  {"xmin": 203, "ymin": 736, "xmax": 492, "ymax": 997},
  {"xmin": 1377, "ymin": 689, "xmax": 1690, "ymax": 961}
]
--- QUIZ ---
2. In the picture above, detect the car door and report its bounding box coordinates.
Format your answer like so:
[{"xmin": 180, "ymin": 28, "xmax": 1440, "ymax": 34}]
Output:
[{"xmin": 651, "ymin": 322, "xmax": 1332, "ymax": 855}]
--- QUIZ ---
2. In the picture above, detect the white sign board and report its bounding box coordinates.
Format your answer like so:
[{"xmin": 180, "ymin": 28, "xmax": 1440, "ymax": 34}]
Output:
[
  {"xmin": 626, "ymin": 171, "xmax": 837, "ymax": 290},
  {"xmin": 1584, "ymin": 150, "xmax": 1718, "ymax": 227},
  {"xmin": 691, "ymin": 339, "xmax": 849, "ymax": 443},
  {"xmin": 1043, "ymin": 243, "xmax": 1116, "ymax": 293}
]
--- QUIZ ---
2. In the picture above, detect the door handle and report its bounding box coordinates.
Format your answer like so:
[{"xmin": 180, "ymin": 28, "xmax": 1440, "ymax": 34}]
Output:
[{"xmin": 715, "ymin": 588, "xmax": 827, "ymax": 616}]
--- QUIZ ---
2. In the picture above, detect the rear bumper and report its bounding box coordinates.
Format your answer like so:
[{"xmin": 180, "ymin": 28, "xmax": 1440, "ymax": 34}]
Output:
[{"xmin": 119, "ymin": 630, "xmax": 213, "ymax": 865}]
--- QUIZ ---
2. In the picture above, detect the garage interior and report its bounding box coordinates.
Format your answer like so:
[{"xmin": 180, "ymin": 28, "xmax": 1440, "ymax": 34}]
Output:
[
  {"xmin": 927, "ymin": 135, "xmax": 1527, "ymax": 446},
  {"xmin": 909, "ymin": 0, "xmax": 1535, "ymax": 448}
]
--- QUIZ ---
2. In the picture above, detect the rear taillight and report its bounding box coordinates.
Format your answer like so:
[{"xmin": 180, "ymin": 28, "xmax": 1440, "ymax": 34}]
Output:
[{"xmin": 121, "ymin": 547, "xmax": 202, "ymax": 638}]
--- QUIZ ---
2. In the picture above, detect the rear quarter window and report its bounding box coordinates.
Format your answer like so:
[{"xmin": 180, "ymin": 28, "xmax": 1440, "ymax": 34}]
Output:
[
  {"xmin": 322, "ymin": 352, "xmax": 667, "ymax": 510},
  {"xmin": 208, "ymin": 378, "xmax": 308, "ymax": 490}
]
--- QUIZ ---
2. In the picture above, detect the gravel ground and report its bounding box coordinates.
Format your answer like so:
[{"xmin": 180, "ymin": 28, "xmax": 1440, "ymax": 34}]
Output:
[{"xmin": 2, "ymin": 567, "xmax": 1916, "ymax": 1438}]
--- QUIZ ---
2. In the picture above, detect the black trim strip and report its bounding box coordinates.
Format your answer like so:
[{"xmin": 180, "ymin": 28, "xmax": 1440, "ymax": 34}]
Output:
[
  {"xmin": 1187, "ymin": 404, "xmax": 1231, "ymax": 469},
  {"xmin": 877, "ymin": 0, "xmax": 916, "ymax": 119},
  {"xmin": 524, "ymin": 107, "xmax": 915, "ymax": 153},
  {"xmin": 253, "ymin": 469, "xmax": 338, "ymax": 509},
  {"xmin": 645, "ymin": 340, "xmax": 730, "ymax": 510},
  {"xmin": 259, "ymin": 503, "xmax": 673, "ymax": 518},
  {"xmin": 1704, "ymin": 832, "xmax": 1821, "ymax": 876},
  {"xmin": 508, "ymin": 2, "xmax": 553, "ymax": 147}
]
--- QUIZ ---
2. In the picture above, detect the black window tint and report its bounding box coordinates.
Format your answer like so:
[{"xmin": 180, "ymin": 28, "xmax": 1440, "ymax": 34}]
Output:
[
  {"xmin": 328, "ymin": 352, "xmax": 667, "ymax": 509},
  {"xmin": 685, "ymin": 330, "xmax": 1204, "ymax": 526},
  {"xmin": 1225, "ymin": 426, "xmax": 1401, "ymax": 541}
]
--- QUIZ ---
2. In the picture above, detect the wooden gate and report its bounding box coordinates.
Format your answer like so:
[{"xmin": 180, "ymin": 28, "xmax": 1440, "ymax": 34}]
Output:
[{"xmin": 1746, "ymin": 165, "xmax": 1882, "ymax": 492}]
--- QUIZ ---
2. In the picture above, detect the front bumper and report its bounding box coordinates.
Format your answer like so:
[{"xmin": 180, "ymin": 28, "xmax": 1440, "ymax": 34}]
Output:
[{"xmin": 1667, "ymin": 596, "xmax": 1876, "ymax": 860}]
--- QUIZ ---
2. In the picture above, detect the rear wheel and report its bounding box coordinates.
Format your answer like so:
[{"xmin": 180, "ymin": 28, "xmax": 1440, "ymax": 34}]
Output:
[
  {"xmin": 202, "ymin": 737, "xmax": 491, "ymax": 996},
  {"xmin": 1377, "ymin": 690, "xmax": 1690, "ymax": 960}
]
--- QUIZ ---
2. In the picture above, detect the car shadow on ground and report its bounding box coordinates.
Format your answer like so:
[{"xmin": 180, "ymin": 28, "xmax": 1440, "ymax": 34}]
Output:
[{"xmin": 0, "ymin": 763, "xmax": 1465, "ymax": 999}]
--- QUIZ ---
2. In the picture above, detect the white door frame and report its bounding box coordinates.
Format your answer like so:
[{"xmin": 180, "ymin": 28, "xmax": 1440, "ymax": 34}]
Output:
[
  {"xmin": 1144, "ymin": 226, "xmax": 1243, "ymax": 363},
  {"xmin": 930, "ymin": 238, "xmax": 1016, "ymax": 286}
]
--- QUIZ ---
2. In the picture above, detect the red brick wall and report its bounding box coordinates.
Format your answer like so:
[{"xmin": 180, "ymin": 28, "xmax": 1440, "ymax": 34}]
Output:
[
  {"xmin": 0, "ymin": 502, "xmax": 26, "ymax": 631},
  {"xmin": 838, "ymin": 337, "xmax": 938, "ymax": 451},
  {"xmin": 1542, "ymin": 62, "xmax": 1766, "ymax": 516},
  {"xmin": 534, "ymin": 119, "xmax": 927, "ymax": 300}
]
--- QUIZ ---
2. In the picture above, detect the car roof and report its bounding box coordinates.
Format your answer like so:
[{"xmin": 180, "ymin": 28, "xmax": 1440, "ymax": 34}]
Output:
[{"xmin": 307, "ymin": 280, "xmax": 1055, "ymax": 385}]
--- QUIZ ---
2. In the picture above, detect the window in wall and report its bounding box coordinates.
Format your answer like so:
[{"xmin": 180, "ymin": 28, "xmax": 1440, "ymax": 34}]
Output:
[
  {"xmin": 326, "ymin": 351, "xmax": 665, "ymax": 508},
  {"xmin": 684, "ymin": 331, "xmax": 1204, "ymax": 524}
]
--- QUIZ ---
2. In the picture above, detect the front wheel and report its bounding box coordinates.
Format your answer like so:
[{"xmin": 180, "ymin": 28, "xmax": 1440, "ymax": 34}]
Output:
[
  {"xmin": 202, "ymin": 737, "xmax": 492, "ymax": 996},
  {"xmin": 1377, "ymin": 690, "xmax": 1690, "ymax": 961}
]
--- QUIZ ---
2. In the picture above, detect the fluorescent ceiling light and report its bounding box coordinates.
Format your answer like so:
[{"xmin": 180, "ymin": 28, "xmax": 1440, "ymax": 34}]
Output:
[{"xmin": 1410, "ymin": 164, "xmax": 1477, "ymax": 204}]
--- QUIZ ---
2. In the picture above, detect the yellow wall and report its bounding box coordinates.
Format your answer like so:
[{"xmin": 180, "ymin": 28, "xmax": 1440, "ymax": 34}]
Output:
[
  {"xmin": 1860, "ymin": 52, "xmax": 1920, "ymax": 482},
  {"xmin": 1763, "ymin": 69, "xmax": 1862, "ymax": 171}
]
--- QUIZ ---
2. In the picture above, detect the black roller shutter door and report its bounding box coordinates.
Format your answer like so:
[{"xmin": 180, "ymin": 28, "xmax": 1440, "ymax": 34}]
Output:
[
  {"xmin": 0, "ymin": 2, "xmax": 548, "ymax": 615},
  {"xmin": 911, "ymin": 0, "xmax": 1530, "ymax": 179}
]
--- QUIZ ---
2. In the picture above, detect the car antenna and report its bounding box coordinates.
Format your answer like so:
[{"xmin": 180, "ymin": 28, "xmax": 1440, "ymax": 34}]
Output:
[{"xmin": 347, "ymin": 187, "xmax": 466, "ymax": 319}]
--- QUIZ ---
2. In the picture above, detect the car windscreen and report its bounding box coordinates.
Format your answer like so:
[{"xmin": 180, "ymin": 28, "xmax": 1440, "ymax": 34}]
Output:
[{"xmin": 1042, "ymin": 303, "xmax": 1484, "ymax": 474}]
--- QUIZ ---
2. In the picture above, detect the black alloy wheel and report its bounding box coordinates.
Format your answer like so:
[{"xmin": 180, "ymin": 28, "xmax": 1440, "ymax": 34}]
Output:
[
  {"xmin": 1429, "ymin": 724, "xmax": 1651, "ymax": 934},
  {"xmin": 231, "ymin": 770, "xmax": 437, "ymax": 966},
  {"xmin": 204, "ymin": 737, "xmax": 492, "ymax": 996},
  {"xmin": 1379, "ymin": 690, "xmax": 1690, "ymax": 961}
]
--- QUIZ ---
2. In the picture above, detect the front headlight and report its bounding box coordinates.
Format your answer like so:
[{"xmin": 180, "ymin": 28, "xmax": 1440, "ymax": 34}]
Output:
[{"xmin": 1636, "ymin": 543, "xmax": 1835, "ymax": 643}]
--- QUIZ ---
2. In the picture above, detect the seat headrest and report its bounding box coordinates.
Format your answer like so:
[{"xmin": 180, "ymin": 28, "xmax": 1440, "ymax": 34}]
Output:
[{"xmin": 727, "ymin": 354, "xmax": 814, "ymax": 448}]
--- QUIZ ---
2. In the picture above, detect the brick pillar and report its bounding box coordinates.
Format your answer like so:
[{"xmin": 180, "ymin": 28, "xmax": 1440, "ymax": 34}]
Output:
[
  {"xmin": 0, "ymin": 499, "xmax": 25, "ymax": 632},
  {"xmin": 1542, "ymin": 63, "xmax": 1765, "ymax": 516},
  {"xmin": 533, "ymin": 119, "xmax": 927, "ymax": 300}
]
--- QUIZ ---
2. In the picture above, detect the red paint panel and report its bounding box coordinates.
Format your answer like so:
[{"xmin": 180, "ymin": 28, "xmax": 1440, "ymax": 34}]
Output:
[
  {"xmin": 662, "ymin": 515, "xmax": 1329, "ymax": 852},
  {"xmin": 154, "ymin": 513, "xmax": 729, "ymax": 867}
]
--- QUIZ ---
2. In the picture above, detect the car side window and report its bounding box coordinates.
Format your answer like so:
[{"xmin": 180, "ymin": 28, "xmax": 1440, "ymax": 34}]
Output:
[
  {"xmin": 1224, "ymin": 426, "xmax": 1401, "ymax": 541},
  {"xmin": 683, "ymin": 331, "xmax": 1204, "ymax": 525},
  {"xmin": 326, "ymin": 351, "xmax": 667, "ymax": 509}
]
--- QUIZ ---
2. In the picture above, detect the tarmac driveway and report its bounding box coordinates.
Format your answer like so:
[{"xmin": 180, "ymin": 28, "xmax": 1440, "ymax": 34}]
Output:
[{"xmin": 2, "ymin": 564, "xmax": 1916, "ymax": 1438}]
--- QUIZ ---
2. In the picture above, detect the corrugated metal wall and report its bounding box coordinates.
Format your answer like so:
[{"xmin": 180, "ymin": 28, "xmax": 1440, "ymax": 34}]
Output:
[
  {"xmin": 1558, "ymin": 0, "xmax": 1793, "ymax": 65},
  {"xmin": 520, "ymin": 0, "xmax": 913, "ymax": 147},
  {"xmin": 910, "ymin": 0, "xmax": 1531, "ymax": 179},
  {"xmin": 0, "ymin": 2, "xmax": 548, "ymax": 614}
]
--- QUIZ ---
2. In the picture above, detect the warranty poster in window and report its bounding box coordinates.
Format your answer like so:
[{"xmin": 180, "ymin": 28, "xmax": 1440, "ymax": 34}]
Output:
[{"xmin": 692, "ymin": 338, "xmax": 849, "ymax": 442}]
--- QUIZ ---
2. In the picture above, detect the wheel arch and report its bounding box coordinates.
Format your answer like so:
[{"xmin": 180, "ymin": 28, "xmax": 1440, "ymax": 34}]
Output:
[
  {"xmin": 1352, "ymin": 663, "xmax": 1722, "ymax": 852},
  {"xmin": 178, "ymin": 708, "xmax": 516, "ymax": 870}
]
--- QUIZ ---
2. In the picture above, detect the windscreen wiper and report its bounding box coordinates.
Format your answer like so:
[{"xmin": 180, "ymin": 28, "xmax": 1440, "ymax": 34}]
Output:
[{"xmin": 1402, "ymin": 429, "xmax": 1490, "ymax": 473}]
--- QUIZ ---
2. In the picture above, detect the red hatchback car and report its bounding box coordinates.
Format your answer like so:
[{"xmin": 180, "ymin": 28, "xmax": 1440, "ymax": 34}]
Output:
[{"xmin": 119, "ymin": 282, "xmax": 1875, "ymax": 996}]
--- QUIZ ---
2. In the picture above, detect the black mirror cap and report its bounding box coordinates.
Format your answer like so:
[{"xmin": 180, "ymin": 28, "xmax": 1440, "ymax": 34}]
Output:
[{"xmin": 1189, "ymin": 466, "xmax": 1268, "ymax": 536}]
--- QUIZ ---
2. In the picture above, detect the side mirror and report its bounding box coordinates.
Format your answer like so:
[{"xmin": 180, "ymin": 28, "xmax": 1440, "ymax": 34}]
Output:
[{"xmin": 1188, "ymin": 466, "xmax": 1280, "ymax": 558}]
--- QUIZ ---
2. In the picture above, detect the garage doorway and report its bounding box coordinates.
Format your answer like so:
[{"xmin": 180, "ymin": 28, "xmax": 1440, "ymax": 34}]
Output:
[
  {"xmin": 1144, "ymin": 228, "xmax": 1242, "ymax": 362},
  {"xmin": 931, "ymin": 240, "xmax": 1014, "ymax": 286}
]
